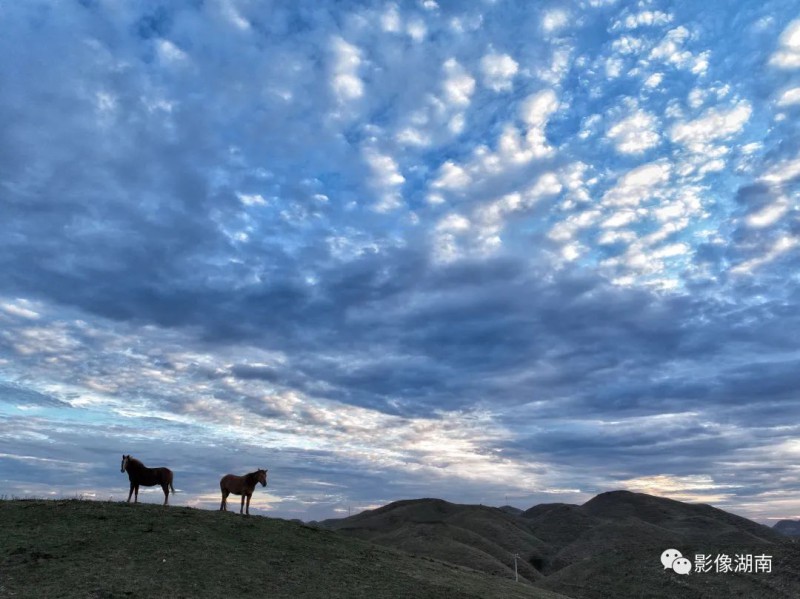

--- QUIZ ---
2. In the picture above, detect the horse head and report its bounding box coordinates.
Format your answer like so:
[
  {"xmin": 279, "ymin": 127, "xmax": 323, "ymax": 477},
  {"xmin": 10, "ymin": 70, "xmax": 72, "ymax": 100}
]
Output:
[
  {"xmin": 121, "ymin": 454, "xmax": 130, "ymax": 473},
  {"xmin": 258, "ymin": 469, "xmax": 268, "ymax": 487}
]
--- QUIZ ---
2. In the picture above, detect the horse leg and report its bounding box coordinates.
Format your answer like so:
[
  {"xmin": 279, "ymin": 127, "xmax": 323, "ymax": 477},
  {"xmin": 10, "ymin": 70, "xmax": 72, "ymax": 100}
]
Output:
[
  {"xmin": 134, "ymin": 485, "xmax": 139, "ymax": 503},
  {"xmin": 127, "ymin": 483, "xmax": 134, "ymax": 503},
  {"xmin": 240, "ymin": 495, "xmax": 245, "ymax": 514},
  {"xmin": 246, "ymin": 493, "xmax": 251, "ymax": 516},
  {"xmin": 162, "ymin": 484, "xmax": 169, "ymax": 506},
  {"xmin": 220, "ymin": 490, "xmax": 228, "ymax": 511}
]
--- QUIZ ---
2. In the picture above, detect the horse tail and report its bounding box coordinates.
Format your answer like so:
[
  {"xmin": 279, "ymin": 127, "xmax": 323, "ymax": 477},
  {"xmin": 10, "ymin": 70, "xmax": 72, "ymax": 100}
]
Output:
[{"xmin": 170, "ymin": 471, "xmax": 175, "ymax": 494}]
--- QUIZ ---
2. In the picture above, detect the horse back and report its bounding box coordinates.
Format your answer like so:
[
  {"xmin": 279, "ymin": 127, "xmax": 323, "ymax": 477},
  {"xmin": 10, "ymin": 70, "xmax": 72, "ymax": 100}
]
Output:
[
  {"xmin": 131, "ymin": 466, "xmax": 172, "ymax": 487},
  {"xmin": 155, "ymin": 467, "xmax": 173, "ymax": 485},
  {"xmin": 220, "ymin": 474, "xmax": 244, "ymax": 494}
]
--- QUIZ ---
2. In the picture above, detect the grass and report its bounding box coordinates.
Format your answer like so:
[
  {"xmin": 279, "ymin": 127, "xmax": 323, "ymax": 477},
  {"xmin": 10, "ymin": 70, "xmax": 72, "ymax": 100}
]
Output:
[{"xmin": 0, "ymin": 499, "xmax": 571, "ymax": 599}]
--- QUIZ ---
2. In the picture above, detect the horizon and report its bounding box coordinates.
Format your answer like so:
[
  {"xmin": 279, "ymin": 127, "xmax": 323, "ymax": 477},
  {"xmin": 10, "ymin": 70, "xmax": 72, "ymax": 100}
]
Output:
[
  {"xmin": 2, "ymin": 0, "xmax": 800, "ymax": 524},
  {"xmin": 2, "ymin": 487, "xmax": 790, "ymax": 527}
]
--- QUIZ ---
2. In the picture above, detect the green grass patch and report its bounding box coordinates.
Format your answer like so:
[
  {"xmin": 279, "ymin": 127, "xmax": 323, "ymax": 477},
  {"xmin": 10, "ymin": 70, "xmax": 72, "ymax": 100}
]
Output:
[{"xmin": 0, "ymin": 499, "xmax": 570, "ymax": 599}]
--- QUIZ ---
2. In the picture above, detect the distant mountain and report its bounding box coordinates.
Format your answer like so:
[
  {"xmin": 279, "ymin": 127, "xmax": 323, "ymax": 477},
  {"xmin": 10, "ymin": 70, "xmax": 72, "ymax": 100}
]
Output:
[
  {"xmin": 773, "ymin": 519, "xmax": 800, "ymax": 537},
  {"xmin": 499, "ymin": 505, "xmax": 524, "ymax": 516},
  {"xmin": 322, "ymin": 490, "xmax": 800, "ymax": 599}
]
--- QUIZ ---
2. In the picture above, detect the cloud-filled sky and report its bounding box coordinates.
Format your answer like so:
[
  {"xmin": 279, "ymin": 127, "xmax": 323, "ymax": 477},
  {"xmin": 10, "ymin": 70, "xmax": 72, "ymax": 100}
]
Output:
[{"xmin": 1, "ymin": 0, "xmax": 800, "ymax": 522}]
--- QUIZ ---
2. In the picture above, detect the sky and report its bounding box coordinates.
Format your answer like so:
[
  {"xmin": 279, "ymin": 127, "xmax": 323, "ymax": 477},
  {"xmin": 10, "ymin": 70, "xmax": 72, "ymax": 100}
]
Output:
[{"xmin": 1, "ymin": 0, "xmax": 799, "ymax": 523}]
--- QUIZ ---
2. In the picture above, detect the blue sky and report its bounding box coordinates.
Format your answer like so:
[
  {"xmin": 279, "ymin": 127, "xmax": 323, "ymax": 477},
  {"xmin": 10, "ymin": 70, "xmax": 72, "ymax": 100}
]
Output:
[{"xmin": 1, "ymin": 0, "xmax": 799, "ymax": 522}]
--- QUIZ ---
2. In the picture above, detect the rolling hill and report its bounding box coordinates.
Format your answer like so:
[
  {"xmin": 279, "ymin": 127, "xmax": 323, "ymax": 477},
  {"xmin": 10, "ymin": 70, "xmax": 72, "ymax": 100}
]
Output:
[
  {"xmin": 0, "ymin": 499, "xmax": 570, "ymax": 599},
  {"xmin": 773, "ymin": 519, "xmax": 800, "ymax": 537},
  {"xmin": 322, "ymin": 490, "xmax": 800, "ymax": 599},
  {"xmin": 320, "ymin": 498, "xmax": 549, "ymax": 583}
]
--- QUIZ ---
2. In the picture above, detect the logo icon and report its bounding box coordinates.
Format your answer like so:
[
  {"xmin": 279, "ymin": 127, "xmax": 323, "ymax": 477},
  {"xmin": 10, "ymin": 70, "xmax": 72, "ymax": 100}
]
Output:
[
  {"xmin": 672, "ymin": 557, "xmax": 692, "ymax": 575},
  {"xmin": 661, "ymin": 549, "xmax": 692, "ymax": 575}
]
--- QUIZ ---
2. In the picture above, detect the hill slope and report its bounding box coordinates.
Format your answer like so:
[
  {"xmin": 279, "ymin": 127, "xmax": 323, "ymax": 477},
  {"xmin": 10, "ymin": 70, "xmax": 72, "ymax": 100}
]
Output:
[
  {"xmin": 0, "ymin": 499, "xmax": 570, "ymax": 599},
  {"xmin": 774, "ymin": 519, "xmax": 800, "ymax": 537},
  {"xmin": 320, "ymin": 498, "xmax": 549, "ymax": 583},
  {"xmin": 323, "ymin": 491, "xmax": 800, "ymax": 599}
]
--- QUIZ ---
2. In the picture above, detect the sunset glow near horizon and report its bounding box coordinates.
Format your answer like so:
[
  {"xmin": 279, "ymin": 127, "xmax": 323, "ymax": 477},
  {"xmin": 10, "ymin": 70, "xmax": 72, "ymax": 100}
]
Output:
[{"xmin": 1, "ymin": 0, "xmax": 800, "ymax": 523}]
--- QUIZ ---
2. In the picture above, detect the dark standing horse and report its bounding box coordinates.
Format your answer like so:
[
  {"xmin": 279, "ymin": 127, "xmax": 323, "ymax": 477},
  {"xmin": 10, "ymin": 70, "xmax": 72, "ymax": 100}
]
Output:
[
  {"xmin": 121, "ymin": 455, "xmax": 175, "ymax": 506},
  {"xmin": 219, "ymin": 469, "xmax": 268, "ymax": 515}
]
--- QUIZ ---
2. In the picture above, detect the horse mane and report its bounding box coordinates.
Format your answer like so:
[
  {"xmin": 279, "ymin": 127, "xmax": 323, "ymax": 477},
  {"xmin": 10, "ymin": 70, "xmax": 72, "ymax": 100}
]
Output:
[{"xmin": 245, "ymin": 471, "xmax": 259, "ymax": 485}]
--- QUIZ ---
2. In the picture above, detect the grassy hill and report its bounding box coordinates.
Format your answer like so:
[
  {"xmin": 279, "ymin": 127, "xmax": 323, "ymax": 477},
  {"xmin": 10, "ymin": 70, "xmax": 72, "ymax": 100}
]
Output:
[
  {"xmin": 323, "ymin": 491, "xmax": 800, "ymax": 599},
  {"xmin": 320, "ymin": 498, "xmax": 549, "ymax": 583},
  {"xmin": 773, "ymin": 519, "xmax": 800, "ymax": 537},
  {"xmin": 0, "ymin": 499, "xmax": 570, "ymax": 599}
]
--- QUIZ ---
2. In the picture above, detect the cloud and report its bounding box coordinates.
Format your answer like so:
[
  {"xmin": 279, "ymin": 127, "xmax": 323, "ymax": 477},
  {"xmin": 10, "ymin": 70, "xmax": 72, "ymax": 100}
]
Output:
[
  {"xmin": 3, "ymin": 0, "xmax": 800, "ymax": 522},
  {"xmin": 330, "ymin": 36, "xmax": 365, "ymax": 104},
  {"xmin": 606, "ymin": 106, "xmax": 661, "ymax": 154},
  {"xmin": 776, "ymin": 87, "xmax": 800, "ymax": 106},
  {"xmin": 669, "ymin": 101, "xmax": 752, "ymax": 150},
  {"xmin": 612, "ymin": 10, "xmax": 673, "ymax": 30},
  {"xmin": 769, "ymin": 19, "xmax": 800, "ymax": 69},
  {"xmin": 479, "ymin": 52, "xmax": 519, "ymax": 92},
  {"xmin": 602, "ymin": 161, "xmax": 671, "ymax": 207}
]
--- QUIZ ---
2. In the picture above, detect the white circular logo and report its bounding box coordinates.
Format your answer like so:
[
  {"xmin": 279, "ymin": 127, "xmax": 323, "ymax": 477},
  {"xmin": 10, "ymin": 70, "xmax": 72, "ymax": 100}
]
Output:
[{"xmin": 673, "ymin": 557, "xmax": 692, "ymax": 575}]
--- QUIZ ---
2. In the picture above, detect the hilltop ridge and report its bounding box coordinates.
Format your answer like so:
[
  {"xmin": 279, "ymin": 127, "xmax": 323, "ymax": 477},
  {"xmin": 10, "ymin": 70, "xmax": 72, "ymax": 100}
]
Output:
[{"xmin": 323, "ymin": 490, "xmax": 800, "ymax": 599}]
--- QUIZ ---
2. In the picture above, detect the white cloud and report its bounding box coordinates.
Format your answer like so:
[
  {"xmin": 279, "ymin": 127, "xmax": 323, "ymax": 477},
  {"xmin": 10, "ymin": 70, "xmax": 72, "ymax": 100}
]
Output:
[
  {"xmin": 428, "ymin": 88, "xmax": 561, "ymax": 201},
  {"xmin": 602, "ymin": 161, "xmax": 671, "ymax": 207},
  {"xmin": 538, "ymin": 47, "xmax": 572, "ymax": 85},
  {"xmin": 606, "ymin": 108, "xmax": 660, "ymax": 154},
  {"xmin": 669, "ymin": 101, "xmax": 752, "ymax": 151},
  {"xmin": 364, "ymin": 148, "xmax": 405, "ymax": 212},
  {"xmin": 611, "ymin": 36, "xmax": 645, "ymax": 55},
  {"xmin": 442, "ymin": 59, "xmax": 476, "ymax": 107},
  {"xmin": 406, "ymin": 19, "xmax": 427, "ymax": 42},
  {"xmin": 548, "ymin": 208, "xmax": 601, "ymax": 243},
  {"xmin": 605, "ymin": 57, "xmax": 624, "ymax": 78},
  {"xmin": 237, "ymin": 193, "xmax": 268, "ymax": 206},
  {"xmin": 474, "ymin": 173, "xmax": 562, "ymax": 234},
  {"xmin": 769, "ymin": 20, "xmax": 800, "ymax": 69},
  {"xmin": 731, "ymin": 235, "xmax": 799, "ymax": 275},
  {"xmin": 157, "ymin": 40, "xmax": 188, "ymax": 63},
  {"xmin": 1, "ymin": 299, "xmax": 41, "ymax": 320},
  {"xmin": 648, "ymin": 27, "xmax": 708, "ymax": 73},
  {"xmin": 431, "ymin": 161, "xmax": 471, "ymax": 191},
  {"xmin": 436, "ymin": 213, "xmax": 471, "ymax": 232},
  {"xmin": 643, "ymin": 72, "xmax": 663, "ymax": 88},
  {"xmin": 777, "ymin": 87, "xmax": 800, "ymax": 107},
  {"xmin": 598, "ymin": 229, "xmax": 636, "ymax": 245},
  {"xmin": 521, "ymin": 89, "xmax": 559, "ymax": 127},
  {"xmin": 613, "ymin": 10, "xmax": 673, "ymax": 30},
  {"xmin": 380, "ymin": 3, "xmax": 402, "ymax": 33},
  {"xmin": 330, "ymin": 37, "xmax": 364, "ymax": 103},
  {"xmin": 746, "ymin": 197, "xmax": 791, "ymax": 229},
  {"xmin": 601, "ymin": 210, "xmax": 639, "ymax": 228},
  {"xmin": 518, "ymin": 89, "xmax": 560, "ymax": 158},
  {"xmin": 760, "ymin": 156, "xmax": 800, "ymax": 185},
  {"xmin": 480, "ymin": 52, "xmax": 519, "ymax": 92},
  {"xmin": 542, "ymin": 10, "xmax": 569, "ymax": 33}
]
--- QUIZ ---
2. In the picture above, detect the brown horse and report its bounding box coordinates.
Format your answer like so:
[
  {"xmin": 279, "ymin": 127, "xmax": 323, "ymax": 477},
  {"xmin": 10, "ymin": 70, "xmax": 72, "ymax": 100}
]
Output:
[
  {"xmin": 120, "ymin": 455, "xmax": 175, "ymax": 506},
  {"xmin": 219, "ymin": 469, "xmax": 268, "ymax": 515}
]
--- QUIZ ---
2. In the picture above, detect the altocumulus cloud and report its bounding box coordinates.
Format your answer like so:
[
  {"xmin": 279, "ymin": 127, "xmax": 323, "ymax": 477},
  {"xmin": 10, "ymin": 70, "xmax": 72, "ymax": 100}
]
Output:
[{"xmin": 1, "ymin": 0, "xmax": 800, "ymax": 522}]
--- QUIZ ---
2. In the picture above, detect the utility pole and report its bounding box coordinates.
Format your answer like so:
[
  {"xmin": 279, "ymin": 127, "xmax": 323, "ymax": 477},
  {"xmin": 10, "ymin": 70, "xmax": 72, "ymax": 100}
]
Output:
[{"xmin": 513, "ymin": 553, "xmax": 519, "ymax": 582}]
